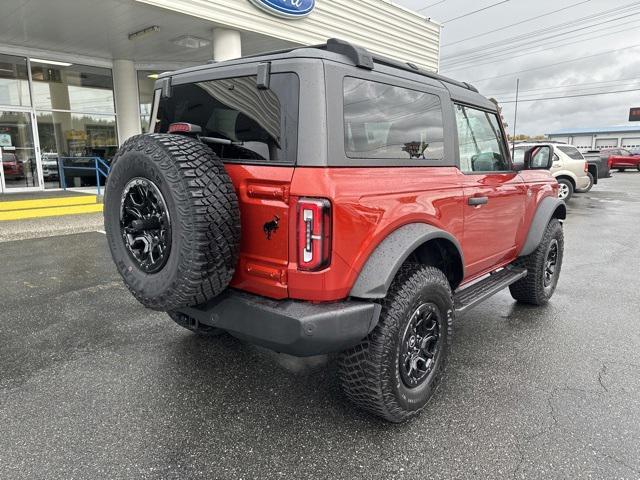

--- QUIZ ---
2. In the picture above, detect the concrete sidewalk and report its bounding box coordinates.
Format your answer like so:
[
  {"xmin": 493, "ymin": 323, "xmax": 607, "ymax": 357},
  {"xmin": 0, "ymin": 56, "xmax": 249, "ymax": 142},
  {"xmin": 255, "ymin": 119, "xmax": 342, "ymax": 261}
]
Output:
[{"xmin": 0, "ymin": 212, "xmax": 104, "ymax": 242}]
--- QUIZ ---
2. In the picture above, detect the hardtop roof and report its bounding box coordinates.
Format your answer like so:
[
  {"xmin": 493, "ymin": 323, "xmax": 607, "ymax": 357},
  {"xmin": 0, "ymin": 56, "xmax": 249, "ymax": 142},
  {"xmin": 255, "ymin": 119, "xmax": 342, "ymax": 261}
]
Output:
[{"xmin": 157, "ymin": 38, "xmax": 495, "ymax": 111}]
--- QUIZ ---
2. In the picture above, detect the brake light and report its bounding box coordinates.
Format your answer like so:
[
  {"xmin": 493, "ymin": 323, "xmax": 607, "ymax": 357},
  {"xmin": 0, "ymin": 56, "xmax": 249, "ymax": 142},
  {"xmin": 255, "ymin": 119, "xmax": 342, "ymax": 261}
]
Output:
[
  {"xmin": 168, "ymin": 122, "xmax": 202, "ymax": 134},
  {"xmin": 584, "ymin": 162, "xmax": 588, "ymax": 172},
  {"xmin": 297, "ymin": 198, "xmax": 331, "ymax": 271}
]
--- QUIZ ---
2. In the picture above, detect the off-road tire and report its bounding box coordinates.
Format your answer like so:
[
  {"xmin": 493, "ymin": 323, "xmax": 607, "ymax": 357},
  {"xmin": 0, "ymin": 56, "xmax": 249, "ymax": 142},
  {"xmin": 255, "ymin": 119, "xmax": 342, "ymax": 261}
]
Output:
[
  {"xmin": 104, "ymin": 134, "xmax": 240, "ymax": 311},
  {"xmin": 576, "ymin": 173, "xmax": 594, "ymax": 193},
  {"xmin": 168, "ymin": 311, "xmax": 225, "ymax": 337},
  {"xmin": 509, "ymin": 219, "xmax": 564, "ymax": 305},
  {"xmin": 557, "ymin": 178, "xmax": 573, "ymax": 201},
  {"xmin": 337, "ymin": 265, "xmax": 453, "ymax": 423}
]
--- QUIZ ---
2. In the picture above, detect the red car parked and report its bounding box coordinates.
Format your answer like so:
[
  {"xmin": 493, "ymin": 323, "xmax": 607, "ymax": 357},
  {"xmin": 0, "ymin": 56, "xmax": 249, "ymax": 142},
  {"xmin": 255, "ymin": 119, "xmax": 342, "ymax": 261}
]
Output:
[
  {"xmin": 601, "ymin": 148, "xmax": 640, "ymax": 172},
  {"xmin": 1, "ymin": 152, "xmax": 24, "ymax": 180},
  {"xmin": 104, "ymin": 39, "xmax": 567, "ymax": 422}
]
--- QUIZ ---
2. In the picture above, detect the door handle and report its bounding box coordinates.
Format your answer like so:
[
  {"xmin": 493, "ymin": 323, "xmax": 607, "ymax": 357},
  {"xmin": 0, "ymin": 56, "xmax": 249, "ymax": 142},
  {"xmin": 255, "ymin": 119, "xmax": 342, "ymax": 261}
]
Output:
[{"xmin": 468, "ymin": 196, "xmax": 489, "ymax": 206}]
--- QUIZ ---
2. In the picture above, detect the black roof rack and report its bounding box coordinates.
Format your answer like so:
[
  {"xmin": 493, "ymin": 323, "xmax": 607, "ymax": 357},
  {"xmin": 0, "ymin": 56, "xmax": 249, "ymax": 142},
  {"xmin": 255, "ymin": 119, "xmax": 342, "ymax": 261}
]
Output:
[{"xmin": 208, "ymin": 38, "xmax": 478, "ymax": 93}]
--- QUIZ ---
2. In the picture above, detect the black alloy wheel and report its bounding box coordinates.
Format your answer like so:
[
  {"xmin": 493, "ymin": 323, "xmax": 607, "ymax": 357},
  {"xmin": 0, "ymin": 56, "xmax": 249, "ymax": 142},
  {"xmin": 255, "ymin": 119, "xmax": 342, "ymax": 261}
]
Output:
[
  {"xmin": 399, "ymin": 302, "xmax": 442, "ymax": 389},
  {"xmin": 120, "ymin": 177, "xmax": 172, "ymax": 274},
  {"xmin": 543, "ymin": 239, "xmax": 559, "ymax": 293}
]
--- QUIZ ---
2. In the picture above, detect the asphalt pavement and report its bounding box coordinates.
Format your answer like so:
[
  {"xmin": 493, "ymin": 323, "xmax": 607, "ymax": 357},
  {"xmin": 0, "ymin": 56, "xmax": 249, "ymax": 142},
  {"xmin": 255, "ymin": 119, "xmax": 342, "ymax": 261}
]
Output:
[{"xmin": 1, "ymin": 173, "xmax": 639, "ymax": 479}]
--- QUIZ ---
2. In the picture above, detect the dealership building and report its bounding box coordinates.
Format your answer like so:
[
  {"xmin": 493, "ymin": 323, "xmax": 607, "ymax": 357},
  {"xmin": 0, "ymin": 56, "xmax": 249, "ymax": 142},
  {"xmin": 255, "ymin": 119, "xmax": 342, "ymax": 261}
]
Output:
[
  {"xmin": 0, "ymin": 0, "xmax": 441, "ymax": 194},
  {"xmin": 547, "ymin": 126, "xmax": 640, "ymax": 152}
]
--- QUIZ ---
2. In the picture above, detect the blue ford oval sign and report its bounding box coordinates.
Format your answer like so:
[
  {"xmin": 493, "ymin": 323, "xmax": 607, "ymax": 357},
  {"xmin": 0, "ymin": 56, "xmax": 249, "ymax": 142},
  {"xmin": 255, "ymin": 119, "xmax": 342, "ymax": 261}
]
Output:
[{"xmin": 248, "ymin": 0, "xmax": 315, "ymax": 18}]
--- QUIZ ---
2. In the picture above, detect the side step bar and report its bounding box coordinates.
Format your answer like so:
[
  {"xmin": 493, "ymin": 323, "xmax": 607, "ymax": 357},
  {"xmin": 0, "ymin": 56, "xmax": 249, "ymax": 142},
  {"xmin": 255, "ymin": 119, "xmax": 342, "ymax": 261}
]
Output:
[{"xmin": 454, "ymin": 266, "xmax": 527, "ymax": 314}]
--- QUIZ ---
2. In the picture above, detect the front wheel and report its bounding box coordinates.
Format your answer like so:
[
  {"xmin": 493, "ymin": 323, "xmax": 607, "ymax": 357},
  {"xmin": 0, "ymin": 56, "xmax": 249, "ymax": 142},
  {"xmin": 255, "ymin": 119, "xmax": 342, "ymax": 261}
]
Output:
[
  {"xmin": 636, "ymin": 164, "xmax": 640, "ymax": 172},
  {"xmin": 509, "ymin": 219, "xmax": 564, "ymax": 305},
  {"xmin": 618, "ymin": 168, "xmax": 626, "ymax": 172},
  {"xmin": 557, "ymin": 179, "xmax": 573, "ymax": 201},
  {"xmin": 338, "ymin": 265, "xmax": 453, "ymax": 423}
]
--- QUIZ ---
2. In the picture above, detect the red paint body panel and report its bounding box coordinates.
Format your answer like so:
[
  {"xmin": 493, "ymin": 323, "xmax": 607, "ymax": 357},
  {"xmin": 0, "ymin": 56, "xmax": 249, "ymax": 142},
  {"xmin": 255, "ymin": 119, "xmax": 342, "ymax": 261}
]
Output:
[
  {"xmin": 223, "ymin": 163, "xmax": 558, "ymax": 303},
  {"xmin": 224, "ymin": 164, "xmax": 294, "ymax": 299},
  {"xmin": 609, "ymin": 155, "xmax": 640, "ymax": 168}
]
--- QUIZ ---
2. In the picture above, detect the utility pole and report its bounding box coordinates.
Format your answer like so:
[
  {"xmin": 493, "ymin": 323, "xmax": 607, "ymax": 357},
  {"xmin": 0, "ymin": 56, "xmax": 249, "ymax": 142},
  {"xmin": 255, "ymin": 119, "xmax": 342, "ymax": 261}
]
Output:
[{"xmin": 512, "ymin": 78, "xmax": 520, "ymax": 156}]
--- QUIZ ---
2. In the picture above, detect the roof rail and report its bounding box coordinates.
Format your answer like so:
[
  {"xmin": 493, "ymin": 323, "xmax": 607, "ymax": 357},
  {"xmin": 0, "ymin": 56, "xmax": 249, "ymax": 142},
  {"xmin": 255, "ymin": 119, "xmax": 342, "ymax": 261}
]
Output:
[{"xmin": 325, "ymin": 38, "xmax": 374, "ymax": 70}]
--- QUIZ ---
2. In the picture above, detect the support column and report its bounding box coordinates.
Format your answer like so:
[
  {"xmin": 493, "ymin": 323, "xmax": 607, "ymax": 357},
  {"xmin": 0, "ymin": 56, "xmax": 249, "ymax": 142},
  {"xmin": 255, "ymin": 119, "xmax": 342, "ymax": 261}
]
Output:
[
  {"xmin": 213, "ymin": 28, "xmax": 242, "ymax": 61},
  {"xmin": 113, "ymin": 59, "xmax": 142, "ymax": 144}
]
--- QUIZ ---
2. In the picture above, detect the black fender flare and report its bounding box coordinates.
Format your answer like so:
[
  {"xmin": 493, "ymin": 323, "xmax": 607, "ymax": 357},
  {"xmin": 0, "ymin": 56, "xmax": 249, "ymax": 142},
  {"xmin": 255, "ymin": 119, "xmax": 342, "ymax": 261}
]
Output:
[
  {"xmin": 518, "ymin": 197, "xmax": 567, "ymax": 257},
  {"xmin": 349, "ymin": 223, "xmax": 464, "ymax": 299}
]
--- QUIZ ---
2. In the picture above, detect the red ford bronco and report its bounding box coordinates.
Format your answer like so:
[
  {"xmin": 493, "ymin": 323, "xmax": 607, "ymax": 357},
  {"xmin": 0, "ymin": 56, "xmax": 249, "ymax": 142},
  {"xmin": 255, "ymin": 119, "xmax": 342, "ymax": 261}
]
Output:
[{"xmin": 104, "ymin": 39, "xmax": 566, "ymax": 422}]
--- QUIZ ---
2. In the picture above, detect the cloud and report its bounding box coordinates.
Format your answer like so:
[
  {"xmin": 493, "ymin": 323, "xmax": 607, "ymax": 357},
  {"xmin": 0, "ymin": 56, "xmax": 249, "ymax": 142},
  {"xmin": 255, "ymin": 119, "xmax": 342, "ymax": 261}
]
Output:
[{"xmin": 395, "ymin": 0, "xmax": 640, "ymax": 135}]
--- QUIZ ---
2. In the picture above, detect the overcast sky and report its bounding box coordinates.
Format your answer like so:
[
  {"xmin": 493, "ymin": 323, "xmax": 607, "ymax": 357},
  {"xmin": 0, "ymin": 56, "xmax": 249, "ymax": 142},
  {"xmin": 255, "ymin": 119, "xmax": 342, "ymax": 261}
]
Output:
[{"xmin": 394, "ymin": 0, "xmax": 640, "ymax": 136}]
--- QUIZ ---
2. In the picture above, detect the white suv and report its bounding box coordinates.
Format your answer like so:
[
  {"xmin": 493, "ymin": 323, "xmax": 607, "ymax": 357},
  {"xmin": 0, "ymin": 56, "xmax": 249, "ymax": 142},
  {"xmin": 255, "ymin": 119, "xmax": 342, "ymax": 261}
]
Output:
[{"xmin": 514, "ymin": 143, "xmax": 591, "ymax": 201}]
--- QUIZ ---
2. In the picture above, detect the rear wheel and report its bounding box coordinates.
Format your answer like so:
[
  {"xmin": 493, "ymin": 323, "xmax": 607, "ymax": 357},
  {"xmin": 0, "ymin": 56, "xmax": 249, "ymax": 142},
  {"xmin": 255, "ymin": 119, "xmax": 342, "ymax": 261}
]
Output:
[
  {"xmin": 338, "ymin": 265, "xmax": 453, "ymax": 423},
  {"xmin": 509, "ymin": 219, "xmax": 564, "ymax": 305},
  {"xmin": 557, "ymin": 179, "xmax": 573, "ymax": 201},
  {"xmin": 637, "ymin": 164, "xmax": 640, "ymax": 172},
  {"xmin": 618, "ymin": 168, "xmax": 626, "ymax": 172},
  {"xmin": 576, "ymin": 173, "xmax": 594, "ymax": 193}
]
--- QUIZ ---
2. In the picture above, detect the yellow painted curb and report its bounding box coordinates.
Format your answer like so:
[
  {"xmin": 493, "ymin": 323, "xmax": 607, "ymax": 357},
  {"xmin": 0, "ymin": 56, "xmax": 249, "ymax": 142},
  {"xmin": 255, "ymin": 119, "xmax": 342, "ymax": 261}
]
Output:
[
  {"xmin": 0, "ymin": 195, "xmax": 98, "ymax": 211},
  {"xmin": 0, "ymin": 203, "xmax": 103, "ymax": 221}
]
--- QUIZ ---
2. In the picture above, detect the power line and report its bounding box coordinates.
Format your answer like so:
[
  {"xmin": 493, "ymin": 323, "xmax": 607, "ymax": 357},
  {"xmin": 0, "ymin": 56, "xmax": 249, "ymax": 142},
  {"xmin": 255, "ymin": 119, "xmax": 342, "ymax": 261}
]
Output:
[
  {"xmin": 485, "ymin": 77, "xmax": 640, "ymax": 97},
  {"xmin": 490, "ymin": 81, "xmax": 640, "ymax": 100},
  {"xmin": 496, "ymin": 88, "xmax": 640, "ymax": 104},
  {"xmin": 416, "ymin": 0, "xmax": 447, "ymax": 12},
  {"xmin": 469, "ymin": 43, "xmax": 640, "ymax": 83},
  {"xmin": 441, "ymin": 1, "xmax": 640, "ymax": 61},
  {"xmin": 441, "ymin": 18, "xmax": 640, "ymax": 72},
  {"xmin": 441, "ymin": 0, "xmax": 592, "ymax": 48},
  {"xmin": 441, "ymin": 10, "xmax": 640, "ymax": 68},
  {"xmin": 440, "ymin": 0, "xmax": 510, "ymax": 23}
]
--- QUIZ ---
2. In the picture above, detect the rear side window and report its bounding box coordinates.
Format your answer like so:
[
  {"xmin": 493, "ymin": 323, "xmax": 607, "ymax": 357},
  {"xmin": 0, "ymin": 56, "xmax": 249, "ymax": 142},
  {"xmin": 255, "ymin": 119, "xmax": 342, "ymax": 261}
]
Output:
[
  {"xmin": 557, "ymin": 146, "xmax": 584, "ymax": 160},
  {"xmin": 156, "ymin": 74, "xmax": 299, "ymax": 164},
  {"xmin": 455, "ymin": 104, "xmax": 509, "ymax": 173},
  {"xmin": 343, "ymin": 77, "xmax": 444, "ymax": 161}
]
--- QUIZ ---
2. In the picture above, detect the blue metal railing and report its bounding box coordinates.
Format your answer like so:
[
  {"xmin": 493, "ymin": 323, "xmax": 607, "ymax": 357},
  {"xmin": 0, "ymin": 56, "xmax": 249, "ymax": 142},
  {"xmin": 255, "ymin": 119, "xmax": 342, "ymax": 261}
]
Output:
[{"xmin": 58, "ymin": 157, "xmax": 111, "ymax": 196}]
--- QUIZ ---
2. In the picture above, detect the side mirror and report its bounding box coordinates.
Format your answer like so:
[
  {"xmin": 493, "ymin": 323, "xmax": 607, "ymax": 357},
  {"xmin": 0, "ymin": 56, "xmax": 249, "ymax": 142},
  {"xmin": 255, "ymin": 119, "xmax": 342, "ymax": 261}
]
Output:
[{"xmin": 524, "ymin": 145, "xmax": 554, "ymax": 170}]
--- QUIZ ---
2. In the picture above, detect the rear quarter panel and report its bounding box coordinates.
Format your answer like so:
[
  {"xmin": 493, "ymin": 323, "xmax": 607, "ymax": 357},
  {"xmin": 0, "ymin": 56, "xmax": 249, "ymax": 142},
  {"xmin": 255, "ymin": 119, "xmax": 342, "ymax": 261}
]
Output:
[{"xmin": 287, "ymin": 166, "xmax": 465, "ymax": 301}]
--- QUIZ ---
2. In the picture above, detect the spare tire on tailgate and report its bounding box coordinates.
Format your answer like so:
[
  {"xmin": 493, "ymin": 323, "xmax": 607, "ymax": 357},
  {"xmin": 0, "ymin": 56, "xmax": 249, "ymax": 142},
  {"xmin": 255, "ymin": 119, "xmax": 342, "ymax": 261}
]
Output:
[{"xmin": 104, "ymin": 134, "xmax": 241, "ymax": 311}]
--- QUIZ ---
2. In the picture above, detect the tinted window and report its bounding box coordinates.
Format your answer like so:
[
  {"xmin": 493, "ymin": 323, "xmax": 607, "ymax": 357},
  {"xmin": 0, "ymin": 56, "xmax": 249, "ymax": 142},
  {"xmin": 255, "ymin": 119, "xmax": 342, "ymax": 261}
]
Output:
[
  {"xmin": 557, "ymin": 145, "xmax": 584, "ymax": 160},
  {"xmin": 157, "ymin": 74, "xmax": 299, "ymax": 164},
  {"xmin": 455, "ymin": 104, "xmax": 509, "ymax": 172},
  {"xmin": 343, "ymin": 78, "xmax": 444, "ymax": 161}
]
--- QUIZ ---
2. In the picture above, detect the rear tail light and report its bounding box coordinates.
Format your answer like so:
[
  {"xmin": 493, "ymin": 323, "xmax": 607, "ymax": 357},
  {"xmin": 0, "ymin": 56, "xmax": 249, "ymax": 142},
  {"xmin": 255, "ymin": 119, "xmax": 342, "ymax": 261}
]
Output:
[
  {"xmin": 297, "ymin": 198, "xmax": 331, "ymax": 271},
  {"xmin": 584, "ymin": 162, "xmax": 588, "ymax": 172}
]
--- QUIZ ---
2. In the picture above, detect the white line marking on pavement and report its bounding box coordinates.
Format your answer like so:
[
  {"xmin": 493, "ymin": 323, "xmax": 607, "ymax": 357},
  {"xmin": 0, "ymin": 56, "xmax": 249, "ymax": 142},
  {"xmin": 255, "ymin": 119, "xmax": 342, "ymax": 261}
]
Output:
[{"xmin": 97, "ymin": 230, "xmax": 106, "ymax": 234}]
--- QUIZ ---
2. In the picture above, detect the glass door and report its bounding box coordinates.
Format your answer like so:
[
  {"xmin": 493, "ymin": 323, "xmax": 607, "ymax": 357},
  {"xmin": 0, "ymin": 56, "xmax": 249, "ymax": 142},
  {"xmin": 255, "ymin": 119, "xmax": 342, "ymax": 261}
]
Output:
[{"xmin": 0, "ymin": 109, "xmax": 41, "ymax": 192}]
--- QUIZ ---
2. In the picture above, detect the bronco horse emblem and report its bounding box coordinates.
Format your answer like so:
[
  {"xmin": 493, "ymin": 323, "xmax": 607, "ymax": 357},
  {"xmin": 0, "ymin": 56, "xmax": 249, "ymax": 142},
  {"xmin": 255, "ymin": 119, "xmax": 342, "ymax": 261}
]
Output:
[{"xmin": 263, "ymin": 215, "xmax": 280, "ymax": 240}]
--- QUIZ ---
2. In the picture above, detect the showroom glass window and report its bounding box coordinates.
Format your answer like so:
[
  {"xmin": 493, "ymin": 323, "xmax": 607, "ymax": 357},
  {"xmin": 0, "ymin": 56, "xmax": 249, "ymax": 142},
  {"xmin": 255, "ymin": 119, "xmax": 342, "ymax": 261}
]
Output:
[
  {"xmin": 30, "ymin": 62, "xmax": 117, "ymax": 188},
  {"xmin": 0, "ymin": 54, "xmax": 31, "ymax": 107},
  {"xmin": 343, "ymin": 77, "xmax": 444, "ymax": 161}
]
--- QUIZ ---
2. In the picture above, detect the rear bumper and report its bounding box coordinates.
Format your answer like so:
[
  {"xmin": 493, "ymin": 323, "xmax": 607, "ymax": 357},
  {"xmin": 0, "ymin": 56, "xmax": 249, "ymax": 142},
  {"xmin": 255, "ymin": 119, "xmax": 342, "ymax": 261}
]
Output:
[
  {"xmin": 177, "ymin": 290, "xmax": 381, "ymax": 357},
  {"xmin": 576, "ymin": 175, "xmax": 591, "ymax": 191}
]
